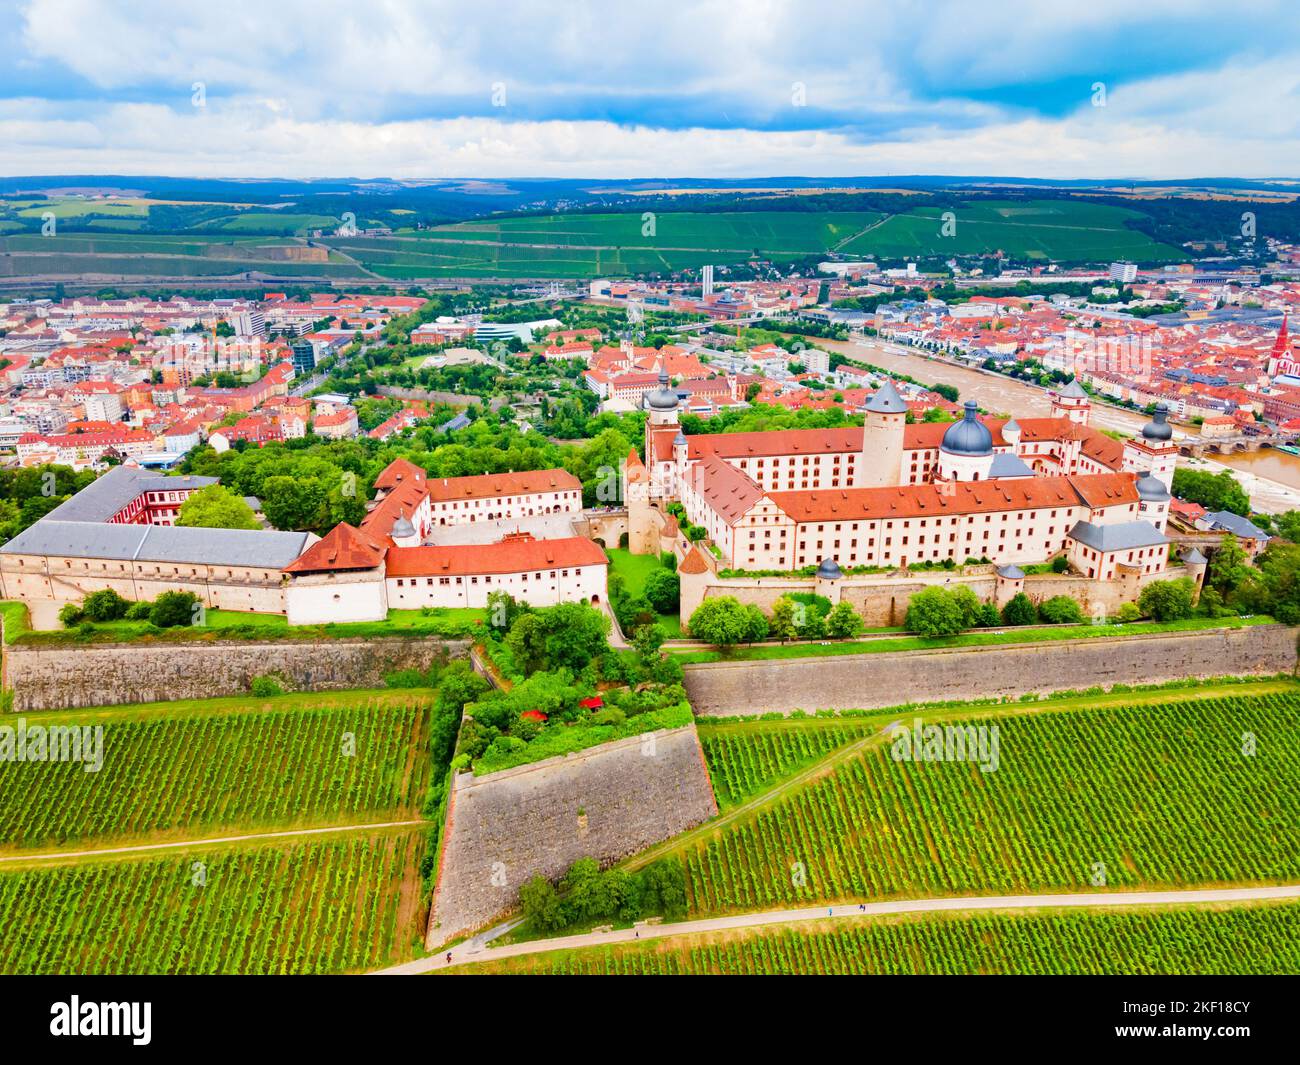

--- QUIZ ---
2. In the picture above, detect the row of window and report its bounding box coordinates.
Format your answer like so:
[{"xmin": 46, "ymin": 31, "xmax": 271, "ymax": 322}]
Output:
[{"xmin": 393, "ymin": 568, "xmax": 587, "ymax": 588}]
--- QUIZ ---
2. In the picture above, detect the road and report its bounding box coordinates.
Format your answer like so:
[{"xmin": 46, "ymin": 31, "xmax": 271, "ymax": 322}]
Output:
[{"xmin": 374, "ymin": 882, "xmax": 1300, "ymax": 974}]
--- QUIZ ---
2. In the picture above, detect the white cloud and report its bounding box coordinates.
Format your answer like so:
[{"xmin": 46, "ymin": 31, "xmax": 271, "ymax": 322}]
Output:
[
  {"xmin": 4, "ymin": 98, "xmax": 1300, "ymax": 179},
  {"xmin": 5, "ymin": 0, "xmax": 1300, "ymax": 177}
]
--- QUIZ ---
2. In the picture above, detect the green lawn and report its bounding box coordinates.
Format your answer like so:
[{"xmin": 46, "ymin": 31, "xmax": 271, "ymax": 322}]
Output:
[
  {"xmin": 14, "ymin": 606, "xmax": 488, "ymax": 645},
  {"xmin": 0, "ymin": 600, "xmax": 31, "ymax": 643},
  {"xmin": 674, "ymin": 615, "xmax": 1275, "ymax": 664},
  {"xmin": 605, "ymin": 548, "xmax": 682, "ymax": 637}
]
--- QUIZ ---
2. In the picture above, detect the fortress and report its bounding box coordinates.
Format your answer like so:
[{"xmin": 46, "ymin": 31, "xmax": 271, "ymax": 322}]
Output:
[
  {"xmin": 0, "ymin": 372, "xmax": 1195, "ymax": 631},
  {"xmin": 623, "ymin": 372, "xmax": 1194, "ymax": 623}
]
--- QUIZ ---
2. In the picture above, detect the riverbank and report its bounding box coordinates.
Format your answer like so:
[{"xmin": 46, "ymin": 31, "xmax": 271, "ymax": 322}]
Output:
[{"xmin": 825, "ymin": 334, "xmax": 1300, "ymax": 511}]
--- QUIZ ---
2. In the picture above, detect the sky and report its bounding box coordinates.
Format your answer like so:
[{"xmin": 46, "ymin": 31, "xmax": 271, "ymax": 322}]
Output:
[{"xmin": 3, "ymin": 0, "xmax": 1300, "ymax": 180}]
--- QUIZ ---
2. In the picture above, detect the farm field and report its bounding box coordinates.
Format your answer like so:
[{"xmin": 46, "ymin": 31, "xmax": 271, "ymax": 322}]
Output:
[
  {"xmin": 446, "ymin": 900, "xmax": 1300, "ymax": 975},
  {"xmin": 0, "ymin": 697, "xmax": 435, "ymax": 853},
  {"xmin": 675, "ymin": 689, "xmax": 1300, "ymax": 915},
  {"xmin": 0, "ymin": 828, "xmax": 427, "ymax": 974},
  {"xmin": 1, "ymin": 199, "xmax": 1184, "ymax": 279},
  {"xmin": 837, "ymin": 199, "xmax": 1183, "ymax": 262},
  {"xmin": 698, "ymin": 718, "xmax": 876, "ymax": 809}
]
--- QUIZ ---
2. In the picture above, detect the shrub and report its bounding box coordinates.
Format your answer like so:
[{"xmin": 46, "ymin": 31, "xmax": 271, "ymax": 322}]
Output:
[
  {"xmin": 58, "ymin": 602, "xmax": 84, "ymax": 628},
  {"xmin": 1001, "ymin": 592, "xmax": 1037, "ymax": 626},
  {"xmin": 81, "ymin": 588, "xmax": 130, "ymax": 622},
  {"xmin": 905, "ymin": 586, "xmax": 965, "ymax": 637},
  {"xmin": 825, "ymin": 601, "xmax": 865, "ymax": 639},
  {"xmin": 384, "ymin": 668, "xmax": 433, "ymax": 688},
  {"xmin": 125, "ymin": 601, "xmax": 153, "ymax": 621},
  {"xmin": 1050, "ymin": 556, "xmax": 1070, "ymax": 574},
  {"xmin": 250, "ymin": 675, "xmax": 284, "ymax": 697},
  {"xmin": 150, "ymin": 590, "xmax": 201, "ymax": 628},
  {"xmin": 1138, "ymin": 578, "xmax": 1195, "ymax": 622},
  {"xmin": 687, "ymin": 596, "xmax": 751, "ymax": 647},
  {"xmin": 949, "ymin": 585, "xmax": 982, "ymax": 629},
  {"xmin": 1115, "ymin": 602, "xmax": 1142, "ymax": 623},
  {"xmin": 1037, "ymin": 595, "xmax": 1085, "ymax": 625},
  {"xmin": 975, "ymin": 602, "xmax": 1002, "ymax": 627}
]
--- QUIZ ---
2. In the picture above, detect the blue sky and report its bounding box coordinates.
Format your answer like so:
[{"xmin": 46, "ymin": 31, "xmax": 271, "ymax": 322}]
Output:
[{"xmin": 3, "ymin": 0, "xmax": 1300, "ymax": 178}]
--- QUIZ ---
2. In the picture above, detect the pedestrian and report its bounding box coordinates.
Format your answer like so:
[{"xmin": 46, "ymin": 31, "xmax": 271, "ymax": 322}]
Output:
[{"xmin": 446, "ymin": 952, "xmax": 452, "ymax": 964}]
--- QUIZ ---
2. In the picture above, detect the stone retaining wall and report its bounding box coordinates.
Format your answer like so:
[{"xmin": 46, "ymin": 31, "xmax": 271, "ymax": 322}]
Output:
[
  {"xmin": 682, "ymin": 624, "xmax": 1298, "ymax": 716},
  {"xmin": 3, "ymin": 636, "xmax": 470, "ymax": 711},
  {"xmin": 428, "ymin": 724, "xmax": 717, "ymax": 948}
]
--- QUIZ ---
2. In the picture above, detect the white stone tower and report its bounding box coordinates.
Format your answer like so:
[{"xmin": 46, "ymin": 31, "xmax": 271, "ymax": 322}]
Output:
[{"xmin": 860, "ymin": 380, "xmax": 907, "ymax": 487}]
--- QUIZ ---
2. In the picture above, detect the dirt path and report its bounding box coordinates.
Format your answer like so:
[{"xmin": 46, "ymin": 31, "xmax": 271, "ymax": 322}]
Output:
[
  {"xmin": 0, "ymin": 819, "xmax": 426, "ymax": 866},
  {"xmin": 375, "ymin": 883, "xmax": 1300, "ymax": 974}
]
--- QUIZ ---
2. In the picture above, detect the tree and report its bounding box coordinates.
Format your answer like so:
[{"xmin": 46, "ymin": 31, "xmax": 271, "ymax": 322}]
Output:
[
  {"xmin": 1138, "ymin": 578, "xmax": 1195, "ymax": 622},
  {"xmin": 632, "ymin": 623, "xmax": 665, "ymax": 660},
  {"xmin": 1254, "ymin": 543, "xmax": 1300, "ymax": 624},
  {"xmin": 519, "ymin": 874, "xmax": 566, "ymax": 932},
  {"xmin": 742, "ymin": 604, "xmax": 770, "ymax": 643},
  {"xmin": 824, "ymin": 601, "xmax": 864, "ymax": 639},
  {"xmin": 1275, "ymin": 510, "xmax": 1300, "ymax": 543},
  {"xmin": 905, "ymin": 586, "xmax": 965, "ymax": 637},
  {"xmin": 561, "ymin": 858, "xmax": 613, "ymax": 923},
  {"xmin": 1037, "ymin": 595, "xmax": 1085, "ymax": 625},
  {"xmin": 504, "ymin": 602, "xmax": 610, "ymax": 676},
  {"xmin": 948, "ymin": 585, "xmax": 982, "ymax": 629},
  {"xmin": 1171, "ymin": 468, "xmax": 1250, "ymax": 517},
  {"xmin": 504, "ymin": 612, "xmax": 548, "ymax": 675},
  {"xmin": 176, "ymin": 484, "xmax": 260, "ymax": 530},
  {"xmin": 769, "ymin": 597, "xmax": 798, "ymax": 642},
  {"xmin": 643, "ymin": 569, "xmax": 680, "ymax": 614},
  {"xmin": 1001, "ymin": 592, "xmax": 1037, "ymax": 626},
  {"xmin": 260, "ymin": 474, "xmax": 328, "ymax": 531},
  {"xmin": 1207, "ymin": 534, "xmax": 1249, "ymax": 596},
  {"xmin": 81, "ymin": 588, "xmax": 129, "ymax": 622},
  {"xmin": 539, "ymin": 601, "xmax": 611, "ymax": 673},
  {"xmin": 149, "ymin": 590, "xmax": 201, "ymax": 628},
  {"xmin": 687, "ymin": 596, "xmax": 751, "ymax": 647}
]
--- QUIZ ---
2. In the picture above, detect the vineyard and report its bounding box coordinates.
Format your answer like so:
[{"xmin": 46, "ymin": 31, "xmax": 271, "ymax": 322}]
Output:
[
  {"xmin": 446, "ymin": 901, "xmax": 1300, "ymax": 975},
  {"xmin": 680, "ymin": 690, "xmax": 1300, "ymax": 914},
  {"xmin": 0, "ymin": 829, "xmax": 427, "ymax": 974},
  {"xmin": 698, "ymin": 718, "xmax": 875, "ymax": 809},
  {"xmin": 0, "ymin": 699, "xmax": 434, "ymax": 853}
]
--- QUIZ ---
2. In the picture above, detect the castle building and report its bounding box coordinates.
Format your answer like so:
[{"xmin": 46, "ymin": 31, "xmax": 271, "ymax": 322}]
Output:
[
  {"xmin": 0, "ymin": 466, "xmax": 315, "ymax": 612},
  {"xmin": 625, "ymin": 376, "xmax": 1176, "ymax": 577},
  {"xmin": 0, "ymin": 459, "xmax": 609, "ymax": 626}
]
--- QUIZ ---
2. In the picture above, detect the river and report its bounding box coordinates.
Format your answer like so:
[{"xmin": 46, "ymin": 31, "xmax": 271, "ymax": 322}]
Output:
[{"xmin": 826, "ymin": 336, "xmax": 1300, "ymax": 513}]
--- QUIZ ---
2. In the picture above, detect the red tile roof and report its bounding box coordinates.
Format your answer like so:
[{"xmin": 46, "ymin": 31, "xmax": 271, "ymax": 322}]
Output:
[
  {"xmin": 283, "ymin": 523, "xmax": 385, "ymax": 574},
  {"xmin": 767, "ymin": 472, "xmax": 1138, "ymax": 524},
  {"xmin": 679, "ymin": 545, "xmax": 711, "ymax": 574},
  {"xmin": 424, "ymin": 468, "xmax": 581, "ymax": 503},
  {"xmin": 384, "ymin": 535, "xmax": 607, "ymax": 578}
]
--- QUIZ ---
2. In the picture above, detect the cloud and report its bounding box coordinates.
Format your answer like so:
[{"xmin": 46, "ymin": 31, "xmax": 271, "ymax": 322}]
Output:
[{"xmin": 3, "ymin": 0, "xmax": 1300, "ymax": 177}]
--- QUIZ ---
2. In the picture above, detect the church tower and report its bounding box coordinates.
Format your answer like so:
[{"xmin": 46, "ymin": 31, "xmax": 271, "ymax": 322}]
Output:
[
  {"xmin": 1123, "ymin": 403, "xmax": 1178, "ymax": 491},
  {"xmin": 860, "ymin": 380, "xmax": 907, "ymax": 487},
  {"xmin": 1051, "ymin": 378, "xmax": 1091, "ymax": 425}
]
